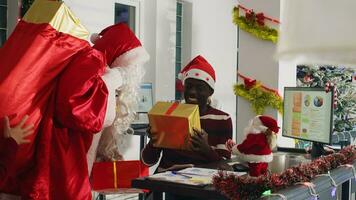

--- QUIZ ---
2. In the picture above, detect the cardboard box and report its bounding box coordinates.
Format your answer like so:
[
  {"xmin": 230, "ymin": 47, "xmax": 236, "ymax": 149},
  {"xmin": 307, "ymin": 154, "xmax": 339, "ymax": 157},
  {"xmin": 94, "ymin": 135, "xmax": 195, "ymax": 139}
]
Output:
[
  {"xmin": 91, "ymin": 160, "xmax": 149, "ymax": 192},
  {"xmin": 148, "ymin": 102, "xmax": 201, "ymax": 150}
]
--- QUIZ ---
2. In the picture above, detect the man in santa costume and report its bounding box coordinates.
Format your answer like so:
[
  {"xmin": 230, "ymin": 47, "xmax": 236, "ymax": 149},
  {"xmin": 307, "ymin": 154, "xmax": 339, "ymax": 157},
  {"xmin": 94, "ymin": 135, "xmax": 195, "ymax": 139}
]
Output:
[
  {"xmin": 87, "ymin": 23, "xmax": 150, "ymax": 168},
  {"xmin": 226, "ymin": 115, "xmax": 279, "ymax": 177},
  {"xmin": 46, "ymin": 23, "xmax": 149, "ymax": 200},
  {"xmin": 0, "ymin": 19, "xmax": 148, "ymax": 200}
]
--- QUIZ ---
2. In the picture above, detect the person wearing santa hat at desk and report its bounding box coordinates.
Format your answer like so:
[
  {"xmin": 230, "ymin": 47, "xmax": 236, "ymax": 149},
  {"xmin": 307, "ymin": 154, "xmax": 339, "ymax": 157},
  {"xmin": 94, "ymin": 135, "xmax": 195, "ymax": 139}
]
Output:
[
  {"xmin": 226, "ymin": 115, "xmax": 279, "ymax": 177},
  {"xmin": 142, "ymin": 55, "xmax": 232, "ymax": 200},
  {"xmin": 142, "ymin": 55, "xmax": 232, "ymax": 170}
]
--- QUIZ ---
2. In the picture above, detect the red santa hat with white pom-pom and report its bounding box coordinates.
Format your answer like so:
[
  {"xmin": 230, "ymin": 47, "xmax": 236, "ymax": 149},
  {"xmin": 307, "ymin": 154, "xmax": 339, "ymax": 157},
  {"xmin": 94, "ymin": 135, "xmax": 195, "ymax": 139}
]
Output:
[
  {"xmin": 178, "ymin": 55, "xmax": 216, "ymax": 90},
  {"xmin": 90, "ymin": 23, "xmax": 149, "ymax": 68}
]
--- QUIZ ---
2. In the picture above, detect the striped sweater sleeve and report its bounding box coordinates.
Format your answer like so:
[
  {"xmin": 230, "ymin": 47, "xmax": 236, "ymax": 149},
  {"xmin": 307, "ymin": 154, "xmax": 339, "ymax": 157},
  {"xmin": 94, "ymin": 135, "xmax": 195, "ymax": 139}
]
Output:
[{"xmin": 201, "ymin": 108, "xmax": 233, "ymax": 160}]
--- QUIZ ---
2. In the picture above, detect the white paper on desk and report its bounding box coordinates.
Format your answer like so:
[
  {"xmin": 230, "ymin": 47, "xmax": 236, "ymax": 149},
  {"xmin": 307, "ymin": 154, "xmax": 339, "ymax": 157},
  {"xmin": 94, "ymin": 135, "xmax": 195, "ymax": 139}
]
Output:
[{"xmin": 146, "ymin": 167, "xmax": 246, "ymax": 186}]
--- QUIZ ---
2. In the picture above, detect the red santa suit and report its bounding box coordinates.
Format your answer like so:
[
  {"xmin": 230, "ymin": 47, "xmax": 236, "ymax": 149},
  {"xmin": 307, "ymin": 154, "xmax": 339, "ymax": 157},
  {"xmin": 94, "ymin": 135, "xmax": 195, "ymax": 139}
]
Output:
[
  {"xmin": 0, "ymin": 138, "xmax": 18, "ymax": 188},
  {"xmin": 0, "ymin": 22, "xmax": 89, "ymax": 199},
  {"xmin": 0, "ymin": 1, "xmax": 98, "ymax": 198},
  {"xmin": 0, "ymin": 19, "xmax": 148, "ymax": 200},
  {"xmin": 231, "ymin": 115, "xmax": 279, "ymax": 177},
  {"xmin": 45, "ymin": 23, "xmax": 148, "ymax": 200}
]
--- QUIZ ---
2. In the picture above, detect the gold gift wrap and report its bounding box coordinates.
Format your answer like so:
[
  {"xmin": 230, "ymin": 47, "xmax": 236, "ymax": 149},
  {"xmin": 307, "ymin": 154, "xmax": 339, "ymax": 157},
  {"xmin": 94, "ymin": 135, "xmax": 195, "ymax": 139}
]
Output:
[
  {"xmin": 23, "ymin": 0, "xmax": 89, "ymax": 39},
  {"xmin": 148, "ymin": 102, "xmax": 201, "ymax": 150}
]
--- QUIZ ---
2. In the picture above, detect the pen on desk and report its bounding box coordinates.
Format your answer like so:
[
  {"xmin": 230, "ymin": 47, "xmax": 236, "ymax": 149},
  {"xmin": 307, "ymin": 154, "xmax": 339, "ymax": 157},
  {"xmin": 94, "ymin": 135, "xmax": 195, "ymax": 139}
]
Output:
[
  {"xmin": 171, "ymin": 171, "xmax": 192, "ymax": 178},
  {"xmin": 172, "ymin": 171, "xmax": 205, "ymax": 177}
]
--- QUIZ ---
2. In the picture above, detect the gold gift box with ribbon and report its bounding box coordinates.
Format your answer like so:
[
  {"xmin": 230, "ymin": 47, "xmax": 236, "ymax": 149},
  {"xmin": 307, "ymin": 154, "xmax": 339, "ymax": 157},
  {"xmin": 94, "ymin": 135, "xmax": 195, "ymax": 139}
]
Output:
[
  {"xmin": 148, "ymin": 102, "xmax": 201, "ymax": 150},
  {"xmin": 23, "ymin": 0, "xmax": 89, "ymax": 40}
]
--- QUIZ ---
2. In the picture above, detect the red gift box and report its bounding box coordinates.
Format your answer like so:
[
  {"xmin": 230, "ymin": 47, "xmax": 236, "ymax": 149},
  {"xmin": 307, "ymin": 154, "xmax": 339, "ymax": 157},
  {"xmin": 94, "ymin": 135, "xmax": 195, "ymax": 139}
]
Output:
[{"xmin": 91, "ymin": 160, "xmax": 149, "ymax": 192}]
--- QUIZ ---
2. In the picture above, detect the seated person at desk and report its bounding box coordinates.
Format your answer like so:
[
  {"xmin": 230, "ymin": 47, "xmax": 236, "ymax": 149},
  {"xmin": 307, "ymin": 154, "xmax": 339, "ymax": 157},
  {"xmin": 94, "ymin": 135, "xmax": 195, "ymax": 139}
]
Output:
[{"xmin": 141, "ymin": 55, "xmax": 232, "ymax": 173}]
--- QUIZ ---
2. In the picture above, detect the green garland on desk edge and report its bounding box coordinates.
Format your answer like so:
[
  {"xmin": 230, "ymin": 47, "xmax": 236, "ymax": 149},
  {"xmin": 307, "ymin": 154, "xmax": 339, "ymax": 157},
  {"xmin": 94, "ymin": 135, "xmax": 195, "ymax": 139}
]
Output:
[
  {"xmin": 233, "ymin": 82, "xmax": 283, "ymax": 115},
  {"xmin": 212, "ymin": 145, "xmax": 356, "ymax": 200},
  {"xmin": 232, "ymin": 7, "xmax": 278, "ymax": 43}
]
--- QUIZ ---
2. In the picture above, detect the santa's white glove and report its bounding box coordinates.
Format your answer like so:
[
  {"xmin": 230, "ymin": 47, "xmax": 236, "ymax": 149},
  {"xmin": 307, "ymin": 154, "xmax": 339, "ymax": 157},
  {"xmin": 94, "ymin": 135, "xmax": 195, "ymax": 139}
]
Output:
[{"xmin": 101, "ymin": 67, "xmax": 123, "ymax": 127}]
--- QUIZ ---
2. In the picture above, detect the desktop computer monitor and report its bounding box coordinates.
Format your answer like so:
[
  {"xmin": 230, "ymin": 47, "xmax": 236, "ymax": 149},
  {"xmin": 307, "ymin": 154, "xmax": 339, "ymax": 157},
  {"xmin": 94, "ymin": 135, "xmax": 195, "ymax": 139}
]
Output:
[
  {"xmin": 282, "ymin": 87, "xmax": 334, "ymax": 158},
  {"xmin": 131, "ymin": 83, "xmax": 153, "ymax": 129}
]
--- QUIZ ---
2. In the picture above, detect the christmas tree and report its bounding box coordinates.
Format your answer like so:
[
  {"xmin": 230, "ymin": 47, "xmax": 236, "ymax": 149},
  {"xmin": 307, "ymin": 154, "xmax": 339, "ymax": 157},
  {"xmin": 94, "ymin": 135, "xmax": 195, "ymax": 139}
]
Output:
[{"xmin": 296, "ymin": 65, "xmax": 356, "ymax": 148}]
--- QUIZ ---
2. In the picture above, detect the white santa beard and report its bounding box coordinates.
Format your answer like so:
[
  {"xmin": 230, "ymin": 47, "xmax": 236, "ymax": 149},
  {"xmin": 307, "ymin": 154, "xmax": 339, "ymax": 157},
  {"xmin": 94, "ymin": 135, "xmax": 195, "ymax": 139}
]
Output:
[
  {"xmin": 113, "ymin": 64, "xmax": 144, "ymax": 134},
  {"xmin": 96, "ymin": 64, "xmax": 144, "ymax": 160}
]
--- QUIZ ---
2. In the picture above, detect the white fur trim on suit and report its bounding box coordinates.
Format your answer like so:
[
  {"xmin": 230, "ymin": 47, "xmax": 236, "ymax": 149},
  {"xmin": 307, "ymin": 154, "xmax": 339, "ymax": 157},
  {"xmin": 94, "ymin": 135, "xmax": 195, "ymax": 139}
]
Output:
[
  {"xmin": 182, "ymin": 68, "xmax": 215, "ymax": 90},
  {"xmin": 111, "ymin": 46, "xmax": 150, "ymax": 68},
  {"xmin": 101, "ymin": 67, "xmax": 123, "ymax": 127},
  {"xmin": 86, "ymin": 131, "xmax": 103, "ymax": 175},
  {"xmin": 90, "ymin": 33, "xmax": 100, "ymax": 44},
  {"xmin": 232, "ymin": 147, "xmax": 273, "ymax": 163}
]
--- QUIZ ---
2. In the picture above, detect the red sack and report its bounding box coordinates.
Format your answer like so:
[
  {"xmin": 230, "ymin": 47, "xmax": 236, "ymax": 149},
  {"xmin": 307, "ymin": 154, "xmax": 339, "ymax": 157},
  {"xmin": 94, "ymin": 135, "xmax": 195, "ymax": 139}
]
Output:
[{"xmin": 91, "ymin": 160, "xmax": 149, "ymax": 192}]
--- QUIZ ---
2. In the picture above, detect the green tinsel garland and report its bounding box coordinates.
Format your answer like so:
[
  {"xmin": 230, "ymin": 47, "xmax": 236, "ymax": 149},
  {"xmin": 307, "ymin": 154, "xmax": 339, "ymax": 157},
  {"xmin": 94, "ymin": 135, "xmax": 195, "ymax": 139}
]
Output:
[
  {"xmin": 234, "ymin": 82, "xmax": 283, "ymax": 115},
  {"xmin": 232, "ymin": 7, "xmax": 278, "ymax": 43}
]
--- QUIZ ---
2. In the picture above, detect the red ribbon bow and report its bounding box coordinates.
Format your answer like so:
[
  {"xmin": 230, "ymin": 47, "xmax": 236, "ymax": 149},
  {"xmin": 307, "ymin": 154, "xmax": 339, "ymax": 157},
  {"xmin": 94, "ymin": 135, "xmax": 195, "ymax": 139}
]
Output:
[
  {"xmin": 244, "ymin": 78, "xmax": 257, "ymax": 90},
  {"xmin": 245, "ymin": 10, "xmax": 255, "ymax": 21},
  {"xmin": 256, "ymin": 13, "xmax": 265, "ymax": 26}
]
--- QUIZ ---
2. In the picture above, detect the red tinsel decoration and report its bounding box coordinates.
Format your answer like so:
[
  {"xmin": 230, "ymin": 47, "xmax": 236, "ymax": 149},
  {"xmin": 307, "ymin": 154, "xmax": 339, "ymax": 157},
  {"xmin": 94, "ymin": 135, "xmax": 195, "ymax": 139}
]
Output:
[{"xmin": 213, "ymin": 145, "xmax": 356, "ymax": 200}]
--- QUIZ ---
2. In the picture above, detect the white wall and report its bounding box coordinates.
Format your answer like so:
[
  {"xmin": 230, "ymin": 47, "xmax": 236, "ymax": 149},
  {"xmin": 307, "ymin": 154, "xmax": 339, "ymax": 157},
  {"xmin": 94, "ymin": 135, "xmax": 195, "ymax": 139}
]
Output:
[
  {"xmin": 184, "ymin": 0, "xmax": 238, "ymax": 138},
  {"xmin": 237, "ymin": 0, "xmax": 296, "ymax": 148},
  {"xmin": 237, "ymin": 0, "xmax": 280, "ymax": 142},
  {"xmin": 151, "ymin": 0, "xmax": 176, "ymax": 101}
]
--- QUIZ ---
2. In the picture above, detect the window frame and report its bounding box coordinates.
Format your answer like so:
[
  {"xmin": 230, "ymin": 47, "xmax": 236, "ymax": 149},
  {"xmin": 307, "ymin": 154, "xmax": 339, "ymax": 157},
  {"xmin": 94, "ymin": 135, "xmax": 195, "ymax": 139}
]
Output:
[
  {"xmin": 175, "ymin": 1, "xmax": 184, "ymax": 100},
  {"xmin": 114, "ymin": 0, "xmax": 141, "ymax": 39},
  {"xmin": 0, "ymin": 2, "xmax": 7, "ymax": 47}
]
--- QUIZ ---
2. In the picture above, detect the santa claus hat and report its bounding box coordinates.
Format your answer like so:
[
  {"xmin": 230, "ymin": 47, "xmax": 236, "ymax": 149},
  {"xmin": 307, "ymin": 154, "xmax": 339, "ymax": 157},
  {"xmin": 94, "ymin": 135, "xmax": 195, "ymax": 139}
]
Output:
[
  {"xmin": 259, "ymin": 115, "xmax": 279, "ymax": 133},
  {"xmin": 178, "ymin": 55, "xmax": 215, "ymax": 90},
  {"xmin": 243, "ymin": 115, "xmax": 279, "ymax": 137},
  {"xmin": 91, "ymin": 23, "xmax": 149, "ymax": 67}
]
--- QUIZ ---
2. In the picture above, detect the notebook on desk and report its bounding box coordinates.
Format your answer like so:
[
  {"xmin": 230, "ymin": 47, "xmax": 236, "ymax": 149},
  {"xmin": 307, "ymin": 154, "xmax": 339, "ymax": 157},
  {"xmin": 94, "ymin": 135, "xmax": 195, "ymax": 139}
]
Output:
[{"xmin": 146, "ymin": 167, "xmax": 246, "ymax": 186}]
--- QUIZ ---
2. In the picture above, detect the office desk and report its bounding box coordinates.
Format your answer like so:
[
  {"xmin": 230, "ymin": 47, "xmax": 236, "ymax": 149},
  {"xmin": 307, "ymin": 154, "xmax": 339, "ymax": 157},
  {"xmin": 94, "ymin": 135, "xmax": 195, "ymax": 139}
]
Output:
[
  {"xmin": 132, "ymin": 151, "xmax": 355, "ymax": 200},
  {"xmin": 132, "ymin": 177, "xmax": 228, "ymax": 200},
  {"xmin": 131, "ymin": 153, "xmax": 306, "ymax": 200},
  {"xmin": 132, "ymin": 159, "xmax": 233, "ymax": 200}
]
